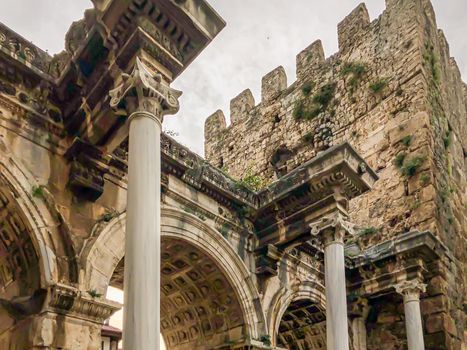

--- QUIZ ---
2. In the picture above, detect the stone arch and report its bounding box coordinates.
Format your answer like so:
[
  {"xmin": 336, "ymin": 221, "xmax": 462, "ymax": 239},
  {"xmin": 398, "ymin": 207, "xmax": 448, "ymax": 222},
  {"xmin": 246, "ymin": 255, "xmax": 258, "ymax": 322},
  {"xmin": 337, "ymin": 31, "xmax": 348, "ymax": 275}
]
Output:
[
  {"xmin": 82, "ymin": 206, "xmax": 266, "ymax": 346},
  {"xmin": 268, "ymin": 280, "xmax": 326, "ymax": 348},
  {"xmin": 0, "ymin": 151, "xmax": 71, "ymax": 292}
]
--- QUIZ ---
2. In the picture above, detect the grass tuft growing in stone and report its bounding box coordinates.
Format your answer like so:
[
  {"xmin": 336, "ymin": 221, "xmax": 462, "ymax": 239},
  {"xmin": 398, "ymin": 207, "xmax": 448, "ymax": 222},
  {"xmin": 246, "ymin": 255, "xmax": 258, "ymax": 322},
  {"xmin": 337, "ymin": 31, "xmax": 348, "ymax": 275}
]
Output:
[
  {"xmin": 401, "ymin": 156, "xmax": 425, "ymax": 177},
  {"xmin": 443, "ymin": 130, "xmax": 452, "ymax": 148},
  {"xmin": 420, "ymin": 173, "xmax": 430, "ymax": 186},
  {"xmin": 302, "ymin": 132, "xmax": 314, "ymax": 143},
  {"xmin": 423, "ymin": 43, "xmax": 440, "ymax": 84},
  {"xmin": 237, "ymin": 167, "xmax": 266, "ymax": 192},
  {"xmin": 369, "ymin": 78, "xmax": 388, "ymax": 94},
  {"xmin": 293, "ymin": 101, "xmax": 305, "ymax": 120},
  {"xmin": 341, "ymin": 62, "xmax": 367, "ymax": 94},
  {"xmin": 360, "ymin": 227, "xmax": 378, "ymax": 236},
  {"xmin": 401, "ymin": 135, "xmax": 412, "ymax": 147},
  {"xmin": 301, "ymin": 81, "xmax": 315, "ymax": 96},
  {"xmin": 312, "ymin": 82, "xmax": 336, "ymax": 110},
  {"xmin": 31, "ymin": 185, "xmax": 45, "ymax": 199},
  {"xmin": 394, "ymin": 153, "xmax": 406, "ymax": 168}
]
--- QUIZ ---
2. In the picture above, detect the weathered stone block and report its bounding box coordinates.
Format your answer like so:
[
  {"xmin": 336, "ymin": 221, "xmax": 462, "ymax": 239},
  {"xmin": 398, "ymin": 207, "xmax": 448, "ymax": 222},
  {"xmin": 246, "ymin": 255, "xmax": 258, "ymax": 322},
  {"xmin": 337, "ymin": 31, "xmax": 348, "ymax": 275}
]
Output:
[
  {"xmin": 230, "ymin": 89, "xmax": 255, "ymax": 124},
  {"xmin": 425, "ymin": 312, "xmax": 458, "ymax": 336},
  {"xmin": 261, "ymin": 66, "xmax": 287, "ymax": 102},
  {"xmin": 337, "ymin": 3, "xmax": 370, "ymax": 52},
  {"xmin": 421, "ymin": 295, "xmax": 451, "ymax": 315},
  {"xmin": 296, "ymin": 40, "xmax": 325, "ymax": 80}
]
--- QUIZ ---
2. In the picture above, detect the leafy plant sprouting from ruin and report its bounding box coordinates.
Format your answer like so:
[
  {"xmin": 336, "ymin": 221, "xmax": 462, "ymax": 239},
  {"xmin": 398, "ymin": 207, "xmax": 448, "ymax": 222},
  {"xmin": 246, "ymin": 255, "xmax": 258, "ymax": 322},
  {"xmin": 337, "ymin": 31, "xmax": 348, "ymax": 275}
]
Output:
[
  {"xmin": 236, "ymin": 167, "xmax": 266, "ymax": 192},
  {"xmin": 401, "ymin": 135, "xmax": 412, "ymax": 147},
  {"xmin": 31, "ymin": 185, "xmax": 45, "ymax": 199},
  {"xmin": 400, "ymin": 156, "xmax": 426, "ymax": 177},
  {"xmin": 293, "ymin": 82, "xmax": 336, "ymax": 122},
  {"xmin": 341, "ymin": 62, "xmax": 367, "ymax": 94},
  {"xmin": 423, "ymin": 42, "xmax": 440, "ymax": 85},
  {"xmin": 369, "ymin": 78, "xmax": 388, "ymax": 94}
]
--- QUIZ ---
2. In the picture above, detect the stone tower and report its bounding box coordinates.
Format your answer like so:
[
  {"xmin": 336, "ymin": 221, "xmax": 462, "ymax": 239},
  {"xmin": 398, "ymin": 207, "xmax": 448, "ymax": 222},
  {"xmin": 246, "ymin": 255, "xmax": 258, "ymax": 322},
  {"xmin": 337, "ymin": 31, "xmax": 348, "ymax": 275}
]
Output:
[{"xmin": 205, "ymin": 0, "xmax": 466, "ymax": 347}]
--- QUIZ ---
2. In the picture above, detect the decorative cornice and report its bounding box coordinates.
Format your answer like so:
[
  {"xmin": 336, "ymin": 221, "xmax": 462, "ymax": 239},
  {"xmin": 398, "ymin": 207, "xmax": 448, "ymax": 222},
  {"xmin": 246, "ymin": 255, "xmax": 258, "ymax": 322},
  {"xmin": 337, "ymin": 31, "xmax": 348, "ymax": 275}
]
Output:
[
  {"xmin": 47, "ymin": 284, "xmax": 121, "ymax": 324},
  {"xmin": 109, "ymin": 58, "xmax": 182, "ymax": 120},
  {"xmin": 0, "ymin": 22, "xmax": 53, "ymax": 79}
]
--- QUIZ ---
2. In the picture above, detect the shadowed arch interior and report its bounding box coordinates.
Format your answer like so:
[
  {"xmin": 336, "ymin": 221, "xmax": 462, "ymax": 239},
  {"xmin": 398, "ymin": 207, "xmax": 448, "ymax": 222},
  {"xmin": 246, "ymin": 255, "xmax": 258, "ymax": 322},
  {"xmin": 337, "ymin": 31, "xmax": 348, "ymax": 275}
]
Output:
[
  {"xmin": 277, "ymin": 299, "xmax": 326, "ymax": 350},
  {"xmin": 0, "ymin": 184, "xmax": 40, "ymax": 297},
  {"xmin": 110, "ymin": 237, "xmax": 247, "ymax": 349}
]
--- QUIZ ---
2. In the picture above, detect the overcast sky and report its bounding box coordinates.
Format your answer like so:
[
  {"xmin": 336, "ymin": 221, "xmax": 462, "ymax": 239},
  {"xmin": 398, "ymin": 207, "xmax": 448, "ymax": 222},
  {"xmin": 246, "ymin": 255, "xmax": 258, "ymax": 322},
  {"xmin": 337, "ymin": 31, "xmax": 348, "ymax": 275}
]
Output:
[{"xmin": 0, "ymin": 0, "xmax": 465, "ymax": 155}]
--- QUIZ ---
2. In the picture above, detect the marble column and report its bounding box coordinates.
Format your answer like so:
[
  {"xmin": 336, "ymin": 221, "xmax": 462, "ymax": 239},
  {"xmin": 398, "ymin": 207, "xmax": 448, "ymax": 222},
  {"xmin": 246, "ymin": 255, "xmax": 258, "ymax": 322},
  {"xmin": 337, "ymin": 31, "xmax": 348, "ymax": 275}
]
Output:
[
  {"xmin": 310, "ymin": 212, "xmax": 355, "ymax": 350},
  {"xmin": 396, "ymin": 280, "xmax": 426, "ymax": 350},
  {"xmin": 109, "ymin": 58, "xmax": 182, "ymax": 350}
]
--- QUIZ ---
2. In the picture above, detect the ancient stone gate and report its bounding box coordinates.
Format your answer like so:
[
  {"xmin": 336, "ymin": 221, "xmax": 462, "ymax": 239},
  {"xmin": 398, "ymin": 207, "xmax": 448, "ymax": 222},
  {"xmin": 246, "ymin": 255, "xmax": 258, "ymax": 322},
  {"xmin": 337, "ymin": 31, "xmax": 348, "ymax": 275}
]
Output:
[{"xmin": 0, "ymin": 0, "xmax": 465, "ymax": 349}]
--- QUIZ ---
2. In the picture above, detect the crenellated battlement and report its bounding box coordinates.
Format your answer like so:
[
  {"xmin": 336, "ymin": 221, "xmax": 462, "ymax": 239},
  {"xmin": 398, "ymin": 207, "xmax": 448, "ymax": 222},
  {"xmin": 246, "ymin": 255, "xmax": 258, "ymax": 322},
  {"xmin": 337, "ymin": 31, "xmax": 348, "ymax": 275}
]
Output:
[
  {"xmin": 296, "ymin": 40, "xmax": 325, "ymax": 81},
  {"xmin": 204, "ymin": 0, "xmax": 466, "ymax": 171},
  {"xmin": 202, "ymin": 0, "xmax": 467, "ymax": 297},
  {"xmin": 261, "ymin": 66, "xmax": 288, "ymax": 102},
  {"xmin": 230, "ymin": 88, "xmax": 255, "ymax": 124},
  {"xmin": 337, "ymin": 3, "xmax": 370, "ymax": 52}
]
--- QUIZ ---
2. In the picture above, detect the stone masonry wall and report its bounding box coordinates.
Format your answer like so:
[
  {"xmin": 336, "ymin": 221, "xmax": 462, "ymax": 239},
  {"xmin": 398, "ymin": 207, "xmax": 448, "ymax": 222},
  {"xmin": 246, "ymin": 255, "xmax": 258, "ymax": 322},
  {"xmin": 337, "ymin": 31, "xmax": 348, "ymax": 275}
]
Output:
[{"xmin": 204, "ymin": 0, "xmax": 466, "ymax": 348}]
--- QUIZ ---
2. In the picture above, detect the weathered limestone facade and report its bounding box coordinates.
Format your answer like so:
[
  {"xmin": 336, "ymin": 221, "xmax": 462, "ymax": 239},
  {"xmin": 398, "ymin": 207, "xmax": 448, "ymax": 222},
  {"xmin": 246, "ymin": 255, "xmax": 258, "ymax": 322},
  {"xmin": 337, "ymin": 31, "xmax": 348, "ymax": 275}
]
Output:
[{"xmin": 0, "ymin": 0, "xmax": 464, "ymax": 350}]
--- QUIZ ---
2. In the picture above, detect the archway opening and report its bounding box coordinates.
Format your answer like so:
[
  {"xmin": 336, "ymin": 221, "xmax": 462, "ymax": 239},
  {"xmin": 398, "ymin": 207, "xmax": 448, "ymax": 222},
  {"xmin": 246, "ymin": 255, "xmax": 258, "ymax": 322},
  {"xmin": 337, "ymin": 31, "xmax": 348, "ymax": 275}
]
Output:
[
  {"xmin": 109, "ymin": 237, "xmax": 247, "ymax": 350},
  {"xmin": 277, "ymin": 299, "xmax": 326, "ymax": 350}
]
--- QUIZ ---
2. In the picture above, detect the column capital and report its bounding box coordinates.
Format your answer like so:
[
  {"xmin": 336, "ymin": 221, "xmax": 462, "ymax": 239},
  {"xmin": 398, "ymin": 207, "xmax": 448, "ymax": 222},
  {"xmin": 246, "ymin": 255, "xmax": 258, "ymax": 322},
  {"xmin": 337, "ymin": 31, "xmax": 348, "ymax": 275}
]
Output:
[
  {"xmin": 309, "ymin": 211, "xmax": 356, "ymax": 245},
  {"xmin": 395, "ymin": 280, "xmax": 426, "ymax": 302},
  {"xmin": 109, "ymin": 58, "xmax": 182, "ymax": 122}
]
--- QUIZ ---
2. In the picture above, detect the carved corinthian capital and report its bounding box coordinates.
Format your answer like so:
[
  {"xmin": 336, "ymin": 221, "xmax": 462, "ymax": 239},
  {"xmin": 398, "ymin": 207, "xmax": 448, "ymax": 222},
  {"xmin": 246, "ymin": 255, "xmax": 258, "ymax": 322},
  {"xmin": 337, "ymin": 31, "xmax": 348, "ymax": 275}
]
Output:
[
  {"xmin": 109, "ymin": 58, "xmax": 182, "ymax": 121},
  {"xmin": 309, "ymin": 211, "xmax": 356, "ymax": 245},
  {"xmin": 395, "ymin": 280, "xmax": 426, "ymax": 302}
]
